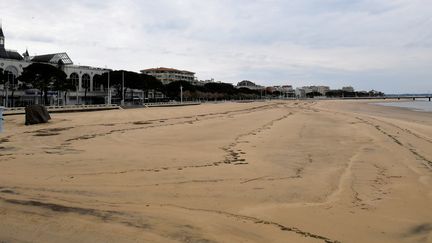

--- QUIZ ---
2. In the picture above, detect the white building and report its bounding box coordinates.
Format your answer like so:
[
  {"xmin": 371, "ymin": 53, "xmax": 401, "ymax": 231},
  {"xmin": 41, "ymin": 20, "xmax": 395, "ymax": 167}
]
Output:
[
  {"xmin": 0, "ymin": 25, "xmax": 109, "ymax": 106},
  {"xmin": 301, "ymin": 86, "xmax": 330, "ymax": 95},
  {"xmin": 140, "ymin": 67, "xmax": 195, "ymax": 85},
  {"xmin": 295, "ymin": 88, "xmax": 306, "ymax": 98}
]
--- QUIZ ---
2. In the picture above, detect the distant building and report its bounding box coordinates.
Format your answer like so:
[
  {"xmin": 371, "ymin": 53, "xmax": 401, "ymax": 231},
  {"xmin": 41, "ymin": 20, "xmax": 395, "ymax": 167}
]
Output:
[
  {"xmin": 267, "ymin": 85, "xmax": 295, "ymax": 97},
  {"xmin": 302, "ymin": 86, "xmax": 329, "ymax": 95},
  {"xmin": 140, "ymin": 67, "xmax": 195, "ymax": 85},
  {"xmin": 295, "ymin": 88, "xmax": 306, "ymax": 98},
  {"xmin": 236, "ymin": 80, "xmax": 264, "ymax": 90},
  {"xmin": 192, "ymin": 78, "xmax": 215, "ymax": 86},
  {"xmin": 281, "ymin": 85, "xmax": 294, "ymax": 92},
  {"xmin": 342, "ymin": 86, "xmax": 354, "ymax": 92},
  {"xmin": 0, "ymin": 25, "xmax": 109, "ymax": 106}
]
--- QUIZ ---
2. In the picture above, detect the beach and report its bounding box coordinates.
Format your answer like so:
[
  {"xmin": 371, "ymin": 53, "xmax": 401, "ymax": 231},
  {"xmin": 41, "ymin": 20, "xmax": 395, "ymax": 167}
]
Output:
[{"xmin": 1, "ymin": 100, "xmax": 431, "ymax": 243}]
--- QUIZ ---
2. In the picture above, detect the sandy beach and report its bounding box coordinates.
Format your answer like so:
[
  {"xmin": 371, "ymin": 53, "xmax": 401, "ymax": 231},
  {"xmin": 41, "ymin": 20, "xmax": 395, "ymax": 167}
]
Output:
[{"xmin": 1, "ymin": 100, "xmax": 431, "ymax": 243}]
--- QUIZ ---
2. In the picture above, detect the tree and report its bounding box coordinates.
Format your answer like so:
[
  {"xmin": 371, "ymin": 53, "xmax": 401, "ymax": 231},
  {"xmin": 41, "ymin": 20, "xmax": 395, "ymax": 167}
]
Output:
[
  {"xmin": 92, "ymin": 71, "xmax": 163, "ymax": 104},
  {"xmin": 165, "ymin": 81, "xmax": 196, "ymax": 100},
  {"xmin": 0, "ymin": 69, "xmax": 21, "ymax": 107},
  {"xmin": 306, "ymin": 91, "xmax": 322, "ymax": 98},
  {"xmin": 326, "ymin": 90, "xmax": 343, "ymax": 98},
  {"xmin": 0, "ymin": 68, "xmax": 7, "ymax": 106},
  {"xmin": 18, "ymin": 63, "xmax": 67, "ymax": 105},
  {"xmin": 82, "ymin": 74, "xmax": 91, "ymax": 104},
  {"xmin": 7, "ymin": 72, "xmax": 19, "ymax": 107},
  {"xmin": 53, "ymin": 77, "xmax": 75, "ymax": 105},
  {"xmin": 0, "ymin": 68, "xmax": 5, "ymax": 105}
]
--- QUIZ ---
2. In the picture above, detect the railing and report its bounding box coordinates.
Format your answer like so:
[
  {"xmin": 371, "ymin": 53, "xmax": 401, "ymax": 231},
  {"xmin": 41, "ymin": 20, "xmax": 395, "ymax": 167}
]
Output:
[
  {"xmin": 339, "ymin": 96, "xmax": 432, "ymax": 101},
  {"xmin": 3, "ymin": 104, "xmax": 120, "ymax": 115},
  {"xmin": 143, "ymin": 101, "xmax": 201, "ymax": 107}
]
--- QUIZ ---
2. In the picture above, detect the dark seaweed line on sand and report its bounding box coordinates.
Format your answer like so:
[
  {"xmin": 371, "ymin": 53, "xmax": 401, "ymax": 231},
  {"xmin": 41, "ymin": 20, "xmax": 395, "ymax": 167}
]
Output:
[
  {"xmin": 0, "ymin": 195, "xmax": 339, "ymax": 242},
  {"xmin": 161, "ymin": 204, "xmax": 341, "ymax": 243},
  {"xmin": 0, "ymin": 196, "xmax": 151, "ymax": 230}
]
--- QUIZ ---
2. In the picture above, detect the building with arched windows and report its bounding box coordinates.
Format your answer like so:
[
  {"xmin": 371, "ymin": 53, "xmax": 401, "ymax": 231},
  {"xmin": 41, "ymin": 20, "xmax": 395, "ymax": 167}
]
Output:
[{"xmin": 0, "ymin": 25, "xmax": 109, "ymax": 106}]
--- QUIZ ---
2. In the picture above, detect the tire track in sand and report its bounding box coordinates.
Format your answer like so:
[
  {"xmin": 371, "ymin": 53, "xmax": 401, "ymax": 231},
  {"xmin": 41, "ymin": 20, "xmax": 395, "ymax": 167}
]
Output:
[{"xmin": 355, "ymin": 117, "xmax": 432, "ymax": 170}]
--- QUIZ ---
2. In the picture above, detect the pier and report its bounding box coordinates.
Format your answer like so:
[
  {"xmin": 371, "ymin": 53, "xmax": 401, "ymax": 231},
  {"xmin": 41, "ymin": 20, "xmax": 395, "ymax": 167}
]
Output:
[{"xmin": 341, "ymin": 96, "xmax": 432, "ymax": 101}]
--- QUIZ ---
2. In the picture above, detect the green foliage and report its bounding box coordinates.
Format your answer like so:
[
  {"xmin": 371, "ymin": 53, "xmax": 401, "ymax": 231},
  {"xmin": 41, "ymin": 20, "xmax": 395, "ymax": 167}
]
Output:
[
  {"xmin": 306, "ymin": 91, "xmax": 323, "ymax": 98},
  {"xmin": 165, "ymin": 81, "xmax": 196, "ymax": 98},
  {"xmin": 93, "ymin": 70, "xmax": 163, "ymax": 95},
  {"xmin": 18, "ymin": 63, "xmax": 67, "ymax": 105}
]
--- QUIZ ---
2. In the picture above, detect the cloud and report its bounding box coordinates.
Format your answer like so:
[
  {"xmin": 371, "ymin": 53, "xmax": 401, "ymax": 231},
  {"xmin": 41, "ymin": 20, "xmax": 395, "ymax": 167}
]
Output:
[{"xmin": 1, "ymin": 0, "xmax": 431, "ymax": 93}]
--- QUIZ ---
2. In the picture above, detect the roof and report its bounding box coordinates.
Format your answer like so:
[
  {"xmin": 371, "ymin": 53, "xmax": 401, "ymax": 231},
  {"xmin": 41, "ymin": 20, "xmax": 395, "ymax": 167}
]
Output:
[
  {"xmin": 141, "ymin": 67, "xmax": 195, "ymax": 74},
  {"xmin": 0, "ymin": 48, "xmax": 24, "ymax": 60},
  {"xmin": 31, "ymin": 52, "xmax": 73, "ymax": 65},
  {"xmin": 0, "ymin": 26, "xmax": 4, "ymax": 38}
]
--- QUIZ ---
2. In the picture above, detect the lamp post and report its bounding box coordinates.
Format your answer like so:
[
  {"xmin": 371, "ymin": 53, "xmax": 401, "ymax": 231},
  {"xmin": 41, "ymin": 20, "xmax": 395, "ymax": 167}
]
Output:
[
  {"xmin": 5, "ymin": 72, "xmax": 9, "ymax": 107},
  {"xmin": 180, "ymin": 85, "xmax": 183, "ymax": 104},
  {"xmin": 75, "ymin": 84, "xmax": 79, "ymax": 105},
  {"xmin": 121, "ymin": 71, "xmax": 125, "ymax": 106},
  {"xmin": 107, "ymin": 71, "xmax": 111, "ymax": 105}
]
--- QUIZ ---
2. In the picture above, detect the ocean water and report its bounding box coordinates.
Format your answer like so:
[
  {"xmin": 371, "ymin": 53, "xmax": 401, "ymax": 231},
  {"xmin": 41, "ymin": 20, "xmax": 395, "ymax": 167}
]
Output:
[{"xmin": 375, "ymin": 99, "xmax": 432, "ymax": 112}]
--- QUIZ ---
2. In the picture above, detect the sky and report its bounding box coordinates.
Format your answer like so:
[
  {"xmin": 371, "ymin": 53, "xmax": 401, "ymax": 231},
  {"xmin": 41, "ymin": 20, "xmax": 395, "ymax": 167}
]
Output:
[{"xmin": 1, "ymin": 0, "xmax": 431, "ymax": 93}]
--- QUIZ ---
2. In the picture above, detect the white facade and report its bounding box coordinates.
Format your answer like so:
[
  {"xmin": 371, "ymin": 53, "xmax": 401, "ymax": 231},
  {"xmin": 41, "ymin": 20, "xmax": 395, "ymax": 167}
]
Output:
[
  {"xmin": 141, "ymin": 67, "xmax": 195, "ymax": 85},
  {"xmin": 0, "ymin": 59, "xmax": 108, "ymax": 92},
  {"xmin": 0, "ymin": 25, "xmax": 110, "ymax": 106},
  {"xmin": 295, "ymin": 88, "xmax": 306, "ymax": 98}
]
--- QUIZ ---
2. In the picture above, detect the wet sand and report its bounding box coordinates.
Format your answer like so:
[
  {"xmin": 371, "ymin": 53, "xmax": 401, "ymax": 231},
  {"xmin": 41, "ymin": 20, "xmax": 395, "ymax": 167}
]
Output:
[{"xmin": 1, "ymin": 100, "xmax": 431, "ymax": 243}]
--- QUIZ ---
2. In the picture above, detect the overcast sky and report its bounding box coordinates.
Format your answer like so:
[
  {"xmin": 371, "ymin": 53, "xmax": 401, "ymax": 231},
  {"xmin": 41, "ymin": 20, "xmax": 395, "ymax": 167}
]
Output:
[{"xmin": 1, "ymin": 0, "xmax": 431, "ymax": 93}]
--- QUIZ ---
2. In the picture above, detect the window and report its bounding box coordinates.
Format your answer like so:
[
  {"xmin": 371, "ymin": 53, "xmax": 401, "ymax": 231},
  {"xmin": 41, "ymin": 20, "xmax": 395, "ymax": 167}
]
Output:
[
  {"xmin": 82, "ymin": 74, "xmax": 91, "ymax": 90},
  {"xmin": 70, "ymin": 73, "xmax": 79, "ymax": 87}
]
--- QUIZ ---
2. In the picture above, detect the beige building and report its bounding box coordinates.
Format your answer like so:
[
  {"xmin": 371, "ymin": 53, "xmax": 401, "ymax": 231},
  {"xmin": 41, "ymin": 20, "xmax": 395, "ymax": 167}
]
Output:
[{"xmin": 140, "ymin": 67, "xmax": 195, "ymax": 85}]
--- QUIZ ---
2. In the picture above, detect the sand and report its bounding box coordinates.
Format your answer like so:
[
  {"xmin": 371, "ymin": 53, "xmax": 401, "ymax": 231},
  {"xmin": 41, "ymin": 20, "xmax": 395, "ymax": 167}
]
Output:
[{"xmin": 0, "ymin": 100, "xmax": 431, "ymax": 243}]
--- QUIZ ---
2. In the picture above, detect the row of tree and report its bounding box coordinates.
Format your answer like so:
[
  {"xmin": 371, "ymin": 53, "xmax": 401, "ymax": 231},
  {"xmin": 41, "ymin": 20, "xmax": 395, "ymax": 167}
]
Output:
[{"xmin": 307, "ymin": 90, "xmax": 385, "ymax": 98}]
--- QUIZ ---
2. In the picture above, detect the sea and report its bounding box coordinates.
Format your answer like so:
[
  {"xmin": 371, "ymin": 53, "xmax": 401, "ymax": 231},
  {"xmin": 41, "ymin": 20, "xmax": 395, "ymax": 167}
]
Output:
[{"xmin": 375, "ymin": 99, "xmax": 432, "ymax": 112}]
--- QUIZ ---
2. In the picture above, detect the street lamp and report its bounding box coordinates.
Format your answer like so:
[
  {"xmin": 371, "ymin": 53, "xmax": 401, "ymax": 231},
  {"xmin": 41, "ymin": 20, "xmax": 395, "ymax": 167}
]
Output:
[
  {"xmin": 107, "ymin": 71, "xmax": 111, "ymax": 105},
  {"xmin": 5, "ymin": 72, "xmax": 10, "ymax": 107},
  {"xmin": 121, "ymin": 71, "xmax": 125, "ymax": 106},
  {"xmin": 180, "ymin": 85, "xmax": 183, "ymax": 104}
]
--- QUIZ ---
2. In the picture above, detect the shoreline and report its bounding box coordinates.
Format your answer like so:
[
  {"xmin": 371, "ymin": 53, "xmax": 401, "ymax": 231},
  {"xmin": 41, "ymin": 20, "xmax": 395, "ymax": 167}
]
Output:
[{"xmin": 373, "ymin": 100, "xmax": 432, "ymax": 113}]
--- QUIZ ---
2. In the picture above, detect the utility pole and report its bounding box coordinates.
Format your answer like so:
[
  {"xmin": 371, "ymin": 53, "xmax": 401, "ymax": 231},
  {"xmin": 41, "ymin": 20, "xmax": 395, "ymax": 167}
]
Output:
[
  {"xmin": 121, "ymin": 71, "xmax": 125, "ymax": 106},
  {"xmin": 5, "ymin": 74, "xmax": 8, "ymax": 107},
  {"xmin": 107, "ymin": 71, "xmax": 111, "ymax": 105},
  {"xmin": 76, "ymin": 83, "xmax": 79, "ymax": 105},
  {"xmin": 180, "ymin": 85, "xmax": 183, "ymax": 103}
]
